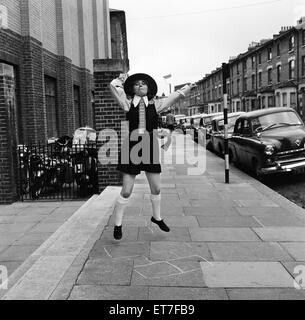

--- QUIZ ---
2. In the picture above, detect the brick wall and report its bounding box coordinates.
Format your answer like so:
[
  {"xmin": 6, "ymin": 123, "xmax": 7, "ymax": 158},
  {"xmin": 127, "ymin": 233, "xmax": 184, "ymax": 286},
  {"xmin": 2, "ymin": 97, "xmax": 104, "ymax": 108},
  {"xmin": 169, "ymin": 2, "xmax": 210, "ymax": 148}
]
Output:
[
  {"xmin": 41, "ymin": 0, "xmax": 57, "ymax": 54},
  {"xmin": 20, "ymin": 37, "xmax": 47, "ymax": 144},
  {"xmin": 57, "ymin": 56, "xmax": 74, "ymax": 136},
  {"xmin": 93, "ymin": 59, "xmax": 129, "ymax": 191},
  {"xmin": 0, "ymin": 63, "xmax": 18, "ymax": 204},
  {"xmin": 0, "ymin": 0, "xmax": 21, "ymax": 34}
]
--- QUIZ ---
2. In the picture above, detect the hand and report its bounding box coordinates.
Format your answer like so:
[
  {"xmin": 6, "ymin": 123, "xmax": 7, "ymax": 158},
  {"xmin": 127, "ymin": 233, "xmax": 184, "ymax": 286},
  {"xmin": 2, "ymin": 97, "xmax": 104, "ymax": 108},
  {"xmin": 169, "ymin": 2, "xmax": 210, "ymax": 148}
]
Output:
[
  {"xmin": 118, "ymin": 73, "xmax": 129, "ymax": 84},
  {"xmin": 189, "ymin": 83, "xmax": 198, "ymax": 89}
]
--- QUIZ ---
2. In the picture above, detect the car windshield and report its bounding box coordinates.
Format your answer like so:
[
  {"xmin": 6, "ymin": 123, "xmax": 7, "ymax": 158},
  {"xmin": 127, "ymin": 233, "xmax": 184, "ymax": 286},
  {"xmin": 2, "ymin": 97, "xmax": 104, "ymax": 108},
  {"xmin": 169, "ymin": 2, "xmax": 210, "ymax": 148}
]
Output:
[
  {"xmin": 203, "ymin": 117, "xmax": 212, "ymax": 125},
  {"xmin": 217, "ymin": 116, "xmax": 240, "ymax": 133},
  {"xmin": 252, "ymin": 111, "xmax": 303, "ymax": 132}
]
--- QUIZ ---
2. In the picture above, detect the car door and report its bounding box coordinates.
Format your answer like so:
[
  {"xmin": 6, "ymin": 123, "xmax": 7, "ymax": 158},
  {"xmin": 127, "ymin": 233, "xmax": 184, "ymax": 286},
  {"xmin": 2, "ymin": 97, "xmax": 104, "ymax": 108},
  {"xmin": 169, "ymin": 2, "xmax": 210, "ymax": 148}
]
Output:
[{"xmin": 230, "ymin": 119, "xmax": 244, "ymax": 163}]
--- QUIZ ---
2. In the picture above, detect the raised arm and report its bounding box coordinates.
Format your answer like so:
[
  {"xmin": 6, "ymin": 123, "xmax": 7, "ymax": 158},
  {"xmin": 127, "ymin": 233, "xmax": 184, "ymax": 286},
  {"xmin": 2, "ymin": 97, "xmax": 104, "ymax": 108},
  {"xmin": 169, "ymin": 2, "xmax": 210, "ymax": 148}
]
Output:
[
  {"xmin": 109, "ymin": 75, "xmax": 130, "ymax": 112},
  {"xmin": 155, "ymin": 84, "xmax": 195, "ymax": 113}
]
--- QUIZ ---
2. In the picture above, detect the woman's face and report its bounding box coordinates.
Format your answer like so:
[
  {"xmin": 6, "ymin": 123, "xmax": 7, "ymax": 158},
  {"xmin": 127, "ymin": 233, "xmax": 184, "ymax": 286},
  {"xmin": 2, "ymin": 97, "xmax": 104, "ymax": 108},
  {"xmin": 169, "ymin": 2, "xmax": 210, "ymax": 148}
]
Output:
[{"xmin": 133, "ymin": 80, "xmax": 148, "ymax": 97}]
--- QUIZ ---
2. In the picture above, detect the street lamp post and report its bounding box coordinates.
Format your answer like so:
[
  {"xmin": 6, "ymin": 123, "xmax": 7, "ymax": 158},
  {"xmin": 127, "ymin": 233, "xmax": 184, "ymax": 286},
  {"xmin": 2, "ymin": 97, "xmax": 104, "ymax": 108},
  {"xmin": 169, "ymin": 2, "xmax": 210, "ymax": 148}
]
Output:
[{"xmin": 164, "ymin": 74, "xmax": 173, "ymax": 112}]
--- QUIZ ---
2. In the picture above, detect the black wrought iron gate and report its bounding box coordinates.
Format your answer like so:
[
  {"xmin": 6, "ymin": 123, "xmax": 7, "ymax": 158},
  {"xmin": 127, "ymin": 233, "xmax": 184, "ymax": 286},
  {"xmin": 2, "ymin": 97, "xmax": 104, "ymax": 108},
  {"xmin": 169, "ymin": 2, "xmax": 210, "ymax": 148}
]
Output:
[{"xmin": 17, "ymin": 142, "xmax": 99, "ymax": 201}]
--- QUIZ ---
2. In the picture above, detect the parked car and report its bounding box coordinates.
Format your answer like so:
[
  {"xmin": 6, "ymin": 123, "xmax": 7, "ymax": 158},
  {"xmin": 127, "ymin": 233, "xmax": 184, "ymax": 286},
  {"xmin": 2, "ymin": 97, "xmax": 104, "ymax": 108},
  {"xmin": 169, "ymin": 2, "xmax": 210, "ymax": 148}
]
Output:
[
  {"xmin": 196, "ymin": 112, "xmax": 223, "ymax": 144},
  {"xmin": 229, "ymin": 107, "xmax": 305, "ymax": 177},
  {"xmin": 210, "ymin": 112, "xmax": 245, "ymax": 156}
]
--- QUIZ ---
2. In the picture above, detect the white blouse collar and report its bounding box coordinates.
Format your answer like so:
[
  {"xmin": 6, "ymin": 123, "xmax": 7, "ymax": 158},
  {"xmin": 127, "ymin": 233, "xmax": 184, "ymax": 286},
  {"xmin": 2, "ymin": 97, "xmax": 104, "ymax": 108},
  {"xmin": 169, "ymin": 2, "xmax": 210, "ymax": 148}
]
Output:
[{"xmin": 133, "ymin": 95, "xmax": 149, "ymax": 107}]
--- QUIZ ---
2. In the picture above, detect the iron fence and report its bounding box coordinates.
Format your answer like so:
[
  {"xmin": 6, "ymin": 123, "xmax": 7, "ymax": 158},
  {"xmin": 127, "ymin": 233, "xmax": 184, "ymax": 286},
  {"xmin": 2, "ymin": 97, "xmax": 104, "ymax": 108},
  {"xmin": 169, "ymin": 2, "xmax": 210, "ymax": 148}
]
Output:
[{"xmin": 17, "ymin": 142, "xmax": 99, "ymax": 201}]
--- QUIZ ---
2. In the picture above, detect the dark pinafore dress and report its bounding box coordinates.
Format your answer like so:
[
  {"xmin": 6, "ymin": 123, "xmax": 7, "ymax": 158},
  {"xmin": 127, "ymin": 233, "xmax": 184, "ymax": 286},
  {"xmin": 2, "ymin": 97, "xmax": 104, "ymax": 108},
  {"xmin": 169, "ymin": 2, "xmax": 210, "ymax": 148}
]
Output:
[{"xmin": 117, "ymin": 101, "xmax": 161, "ymax": 176}]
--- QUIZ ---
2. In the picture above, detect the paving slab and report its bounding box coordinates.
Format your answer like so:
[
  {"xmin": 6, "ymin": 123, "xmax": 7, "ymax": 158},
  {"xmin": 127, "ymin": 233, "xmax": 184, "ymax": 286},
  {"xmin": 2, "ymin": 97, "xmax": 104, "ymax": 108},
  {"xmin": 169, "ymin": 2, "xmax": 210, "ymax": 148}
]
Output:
[
  {"xmin": 76, "ymin": 259, "xmax": 134, "ymax": 286},
  {"xmin": 27, "ymin": 222, "xmax": 63, "ymax": 234},
  {"xmin": 208, "ymin": 242, "xmax": 293, "ymax": 261},
  {"xmin": 184, "ymin": 207, "xmax": 240, "ymax": 217},
  {"xmin": 90, "ymin": 242, "xmax": 149, "ymax": 260},
  {"xmin": 138, "ymin": 227, "xmax": 191, "ymax": 242},
  {"xmin": 281, "ymin": 261, "xmax": 305, "ymax": 279},
  {"xmin": 142, "ymin": 206, "xmax": 185, "ymax": 216},
  {"xmin": 227, "ymin": 288, "xmax": 305, "ymax": 300},
  {"xmin": 149, "ymin": 242, "xmax": 211, "ymax": 261},
  {"xmin": 190, "ymin": 199, "xmax": 237, "ymax": 208},
  {"xmin": 235, "ymin": 200, "xmax": 279, "ymax": 207},
  {"xmin": 236, "ymin": 207, "xmax": 291, "ymax": 216},
  {"xmin": 69, "ymin": 285, "xmax": 149, "ymax": 300},
  {"xmin": 0, "ymin": 261, "xmax": 22, "ymax": 276},
  {"xmin": 0, "ymin": 245, "xmax": 40, "ymax": 262},
  {"xmin": 200, "ymin": 262, "xmax": 294, "ymax": 288},
  {"xmin": 2, "ymin": 256, "xmax": 75, "ymax": 300},
  {"xmin": 148, "ymin": 287, "xmax": 228, "ymax": 300},
  {"xmin": 197, "ymin": 216, "xmax": 261, "ymax": 228},
  {"xmin": 132, "ymin": 267, "xmax": 206, "ymax": 288},
  {"xmin": 253, "ymin": 228, "xmax": 305, "ymax": 242},
  {"xmin": 0, "ymin": 223, "xmax": 37, "ymax": 234},
  {"xmin": 190, "ymin": 228, "xmax": 260, "ymax": 242},
  {"xmin": 107, "ymin": 215, "xmax": 149, "ymax": 227},
  {"xmin": 254, "ymin": 214, "xmax": 305, "ymax": 227},
  {"xmin": 280, "ymin": 243, "xmax": 305, "ymax": 261},
  {"xmin": 0, "ymin": 233, "xmax": 23, "ymax": 246},
  {"xmin": 14, "ymin": 233, "xmax": 53, "ymax": 246},
  {"xmin": 160, "ymin": 216, "xmax": 199, "ymax": 228}
]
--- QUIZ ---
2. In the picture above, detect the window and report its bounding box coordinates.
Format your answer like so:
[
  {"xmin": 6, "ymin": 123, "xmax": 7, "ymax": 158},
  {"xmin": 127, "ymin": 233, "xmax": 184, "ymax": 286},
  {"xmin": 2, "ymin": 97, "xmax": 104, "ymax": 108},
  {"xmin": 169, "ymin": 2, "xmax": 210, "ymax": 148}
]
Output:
[
  {"xmin": 268, "ymin": 96, "xmax": 274, "ymax": 108},
  {"xmin": 252, "ymin": 56, "xmax": 256, "ymax": 69},
  {"xmin": 237, "ymin": 64, "xmax": 240, "ymax": 75},
  {"xmin": 262, "ymin": 96, "xmax": 266, "ymax": 109},
  {"xmin": 237, "ymin": 79, "xmax": 240, "ymax": 94},
  {"xmin": 73, "ymin": 85, "xmax": 81, "ymax": 129},
  {"xmin": 258, "ymin": 53, "xmax": 262, "ymax": 64},
  {"xmin": 277, "ymin": 65, "xmax": 282, "ymax": 83},
  {"xmin": 276, "ymin": 43, "xmax": 281, "ymax": 56},
  {"xmin": 302, "ymin": 56, "xmax": 305, "ymax": 77},
  {"xmin": 252, "ymin": 74, "xmax": 256, "ymax": 90},
  {"xmin": 268, "ymin": 68, "xmax": 273, "ymax": 85},
  {"xmin": 267, "ymin": 48, "xmax": 272, "ymax": 61},
  {"xmin": 289, "ymin": 35, "xmax": 295, "ymax": 51},
  {"xmin": 45, "ymin": 76, "xmax": 58, "ymax": 138},
  {"xmin": 242, "ymin": 120, "xmax": 251, "ymax": 135},
  {"xmin": 235, "ymin": 120, "xmax": 243, "ymax": 134},
  {"xmin": 258, "ymin": 72, "xmax": 262, "ymax": 88},
  {"xmin": 282, "ymin": 93, "xmax": 287, "ymax": 107},
  {"xmin": 244, "ymin": 77, "xmax": 247, "ymax": 91},
  {"xmin": 290, "ymin": 93, "xmax": 296, "ymax": 109},
  {"xmin": 289, "ymin": 60, "xmax": 295, "ymax": 79},
  {"xmin": 243, "ymin": 60, "xmax": 247, "ymax": 72},
  {"xmin": 303, "ymin": 30, "xmax": 305, "ymax": 46}
]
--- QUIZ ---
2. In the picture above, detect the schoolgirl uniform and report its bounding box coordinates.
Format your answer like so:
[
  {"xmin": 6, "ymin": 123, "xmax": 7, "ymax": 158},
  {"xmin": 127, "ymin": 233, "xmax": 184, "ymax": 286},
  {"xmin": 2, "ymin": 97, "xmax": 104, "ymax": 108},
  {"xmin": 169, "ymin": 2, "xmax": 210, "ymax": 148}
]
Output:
[{"xmin": 110, "ymin": 73, "xmax": 191, "ymax": 175}]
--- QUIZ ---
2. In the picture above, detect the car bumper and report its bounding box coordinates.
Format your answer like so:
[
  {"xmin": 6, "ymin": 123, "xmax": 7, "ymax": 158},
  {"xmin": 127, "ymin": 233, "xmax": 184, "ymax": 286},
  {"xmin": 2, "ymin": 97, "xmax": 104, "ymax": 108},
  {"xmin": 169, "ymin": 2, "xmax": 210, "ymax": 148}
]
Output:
[{"xmin": 261, "ymin": 159, "xmax": 305, "ymax": 174}]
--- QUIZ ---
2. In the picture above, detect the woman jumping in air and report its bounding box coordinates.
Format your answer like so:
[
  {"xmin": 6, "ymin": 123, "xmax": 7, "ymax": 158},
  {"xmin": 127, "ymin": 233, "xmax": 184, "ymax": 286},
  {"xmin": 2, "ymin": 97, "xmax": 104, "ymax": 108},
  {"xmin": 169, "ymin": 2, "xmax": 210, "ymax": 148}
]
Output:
[{"xmin": 110, "ymin": 73, "xmax": 196, "ymax": 240}]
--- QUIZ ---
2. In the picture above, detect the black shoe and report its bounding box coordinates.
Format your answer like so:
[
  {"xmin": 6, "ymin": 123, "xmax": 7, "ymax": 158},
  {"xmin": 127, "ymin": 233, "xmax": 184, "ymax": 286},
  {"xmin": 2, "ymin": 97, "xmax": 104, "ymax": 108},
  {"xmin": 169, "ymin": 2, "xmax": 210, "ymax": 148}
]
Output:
[
  {"xmin": 114, "ymin": 226, "xmax": 122, "ymax": 240},
  {"xmin": 151, "ymin": 217, "xmax": 170, "ymax": 232}
]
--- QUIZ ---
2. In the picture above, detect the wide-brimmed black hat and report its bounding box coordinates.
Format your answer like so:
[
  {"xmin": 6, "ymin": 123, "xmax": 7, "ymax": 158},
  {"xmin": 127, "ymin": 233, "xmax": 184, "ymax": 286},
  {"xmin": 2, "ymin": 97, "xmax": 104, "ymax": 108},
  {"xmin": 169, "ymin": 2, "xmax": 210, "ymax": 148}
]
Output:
[{"xmin": 124, "ymin": 73, "xmax": 158, "ymax": 97}]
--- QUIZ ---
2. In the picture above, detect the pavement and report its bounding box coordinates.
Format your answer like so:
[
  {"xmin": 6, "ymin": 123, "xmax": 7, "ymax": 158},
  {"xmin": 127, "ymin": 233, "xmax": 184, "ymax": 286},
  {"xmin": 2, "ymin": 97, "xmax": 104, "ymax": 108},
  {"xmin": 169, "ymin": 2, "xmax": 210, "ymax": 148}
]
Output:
[{"xmin": 1, "ymin": 133, "xmax": 305, "ymax": 300}]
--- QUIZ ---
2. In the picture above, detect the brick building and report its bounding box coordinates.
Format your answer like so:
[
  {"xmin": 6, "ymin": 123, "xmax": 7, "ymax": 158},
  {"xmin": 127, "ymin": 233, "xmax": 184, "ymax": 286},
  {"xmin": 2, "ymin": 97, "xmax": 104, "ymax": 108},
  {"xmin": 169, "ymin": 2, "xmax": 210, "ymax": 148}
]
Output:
[
  {"xmin": 173, "ymin": 17, "xmax": 305, "ymax": 119},
  {"xmin": 0, "ymin": 0, "xmax": 128, "ymax": 145},
  {"xmin": 0, "ymin": 0, "xmax": 128, "ymax": 203}
]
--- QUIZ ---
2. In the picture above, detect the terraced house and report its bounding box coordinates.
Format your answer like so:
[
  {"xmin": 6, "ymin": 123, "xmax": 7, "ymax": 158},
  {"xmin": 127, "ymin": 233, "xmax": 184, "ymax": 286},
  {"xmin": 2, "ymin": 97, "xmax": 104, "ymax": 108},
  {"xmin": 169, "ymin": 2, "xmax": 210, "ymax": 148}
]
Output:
[{"xmin": 176, "ymin": 17, "xmax": 305, "ymax": 119}]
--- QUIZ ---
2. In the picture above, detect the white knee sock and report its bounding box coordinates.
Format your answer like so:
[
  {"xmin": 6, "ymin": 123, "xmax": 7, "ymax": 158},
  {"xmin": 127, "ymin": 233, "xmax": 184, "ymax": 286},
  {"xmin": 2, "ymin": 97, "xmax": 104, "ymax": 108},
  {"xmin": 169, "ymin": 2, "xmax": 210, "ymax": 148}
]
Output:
[
  {"xmin": 150, "ymin": 194, "xmax": 162, "ymax": 221},
  {"xmin": 114, "ymin": 195, "xmax": 130, "ymax": 227}
]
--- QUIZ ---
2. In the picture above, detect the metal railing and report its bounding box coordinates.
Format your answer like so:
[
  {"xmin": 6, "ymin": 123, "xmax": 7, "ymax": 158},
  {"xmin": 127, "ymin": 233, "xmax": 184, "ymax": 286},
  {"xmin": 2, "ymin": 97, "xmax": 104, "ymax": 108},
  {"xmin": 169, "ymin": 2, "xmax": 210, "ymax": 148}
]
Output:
[{"xmin": 17, "ymin": 142, "xmax": 99, "ymax": 201}]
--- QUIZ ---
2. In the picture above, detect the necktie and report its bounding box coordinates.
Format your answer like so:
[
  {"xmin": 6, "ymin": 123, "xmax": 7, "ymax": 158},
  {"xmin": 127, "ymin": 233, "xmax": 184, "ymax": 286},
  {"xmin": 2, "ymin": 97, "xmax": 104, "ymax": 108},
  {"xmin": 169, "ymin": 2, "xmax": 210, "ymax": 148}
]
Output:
[{"xmin": 139, "ymin": 98, "xmax": 146, "ymax": 134}]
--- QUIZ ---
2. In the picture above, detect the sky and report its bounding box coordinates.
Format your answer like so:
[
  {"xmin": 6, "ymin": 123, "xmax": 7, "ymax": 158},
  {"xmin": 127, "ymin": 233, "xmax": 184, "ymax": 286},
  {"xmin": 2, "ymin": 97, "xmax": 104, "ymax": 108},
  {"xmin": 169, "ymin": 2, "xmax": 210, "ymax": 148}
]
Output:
[{"xmin": 109, "ymin": 0, "xmax": 305, "ymax": 96}]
